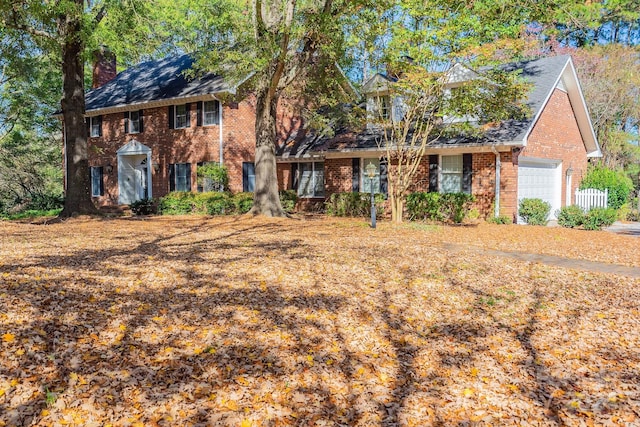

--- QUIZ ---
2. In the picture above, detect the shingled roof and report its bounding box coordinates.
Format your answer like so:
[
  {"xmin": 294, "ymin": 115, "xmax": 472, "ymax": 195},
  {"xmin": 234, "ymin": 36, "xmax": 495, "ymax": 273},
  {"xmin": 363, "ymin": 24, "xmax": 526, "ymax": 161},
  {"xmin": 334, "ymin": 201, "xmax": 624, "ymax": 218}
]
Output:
[
  {"xmin": 278, "ymin": 55, "xmax": 599, "ymax": 158},
  {"xmin": 85, "ymin": 54, "xmax": 233, "ymax": 115}
]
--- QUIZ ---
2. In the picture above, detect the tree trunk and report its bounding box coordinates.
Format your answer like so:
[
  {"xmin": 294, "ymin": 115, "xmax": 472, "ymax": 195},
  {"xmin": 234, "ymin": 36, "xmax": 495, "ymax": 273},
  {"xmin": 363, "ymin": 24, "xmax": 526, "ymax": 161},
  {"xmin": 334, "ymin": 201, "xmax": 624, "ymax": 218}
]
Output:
[
  {"xmin": 58, "ymin": 4, "xmax": 99, "ymax": 218},
  {"xmin": 249, "ymin": 85, "xmax": 286, "ymax": 217}
]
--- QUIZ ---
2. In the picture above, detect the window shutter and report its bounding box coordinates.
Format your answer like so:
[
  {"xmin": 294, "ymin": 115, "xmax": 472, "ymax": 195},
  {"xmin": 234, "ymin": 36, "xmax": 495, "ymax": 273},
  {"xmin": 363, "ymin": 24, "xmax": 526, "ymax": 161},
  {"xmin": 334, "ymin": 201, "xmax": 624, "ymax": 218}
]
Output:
[
  {"xmin": 185, "ymin": 103, "xmax": 191, "ymax": 127},
  {"xmin": 169, "ymin": 164, "xmax": 175, "ymax": 191},
  {"xmin": 462, "ymin": 153, "xmax": 472, "ymax": 194},
  {"xmin": 243, "ymin": 162, "xmax": 250, "ymax": 192},
  {"xmin": 138, "ymin": 110, "xmax": 144, "ymax": 133},
  {"xmin": 291, "ymin": 163, "xmax": 299, "ymax": 190},
  {"xmin": 124, "ymin": 112, "xmax": 129, "ymax": 134},
  {"xmin": 168, "ymin": 106, "xmax": 175, "ymax": 129},
  {"xmin": 196, "ymin": 101, "xmax": 203, "ymax": 126},
  {"xmin": 351, "ymin": 158, "xmax": 360, "ymax": 192},
  {"xmin": 97, "ymin": 115, "xmax": 103, "ymax": 136},
  {"xmin": 214, "ymin": 100, "xmax": 221, "ymax": 125},
  {"xmin": 98, "ymin": 166, "xmax": 104, "ymax": 196},
  {"xmin": 185, "ymin": 162, "xmax": 191, "ymax": 191},
  {"xmin": 429, "ymin": 154, "xmax": 439, "ymax": 192},
  {"xmin": 85, "ymin": 117, "xmax": 90, "ymax": 137},
  {"xmin": 380, "ymin": 157, "xmax": 388, "ymax": 196}
]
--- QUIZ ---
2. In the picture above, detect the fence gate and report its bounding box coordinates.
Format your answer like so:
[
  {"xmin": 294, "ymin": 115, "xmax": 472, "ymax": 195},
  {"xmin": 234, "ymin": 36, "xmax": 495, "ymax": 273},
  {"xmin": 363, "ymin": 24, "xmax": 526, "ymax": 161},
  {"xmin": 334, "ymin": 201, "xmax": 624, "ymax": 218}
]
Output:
[{"xmin": 575, "ymin": 188, "xmax": 608, "ymax": 211}]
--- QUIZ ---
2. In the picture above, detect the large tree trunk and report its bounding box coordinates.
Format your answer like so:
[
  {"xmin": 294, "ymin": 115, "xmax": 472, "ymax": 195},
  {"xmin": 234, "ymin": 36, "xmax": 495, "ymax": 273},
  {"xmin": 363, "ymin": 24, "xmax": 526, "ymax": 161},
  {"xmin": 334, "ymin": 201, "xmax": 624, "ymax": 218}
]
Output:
[
  {"xmin": 249, "ymin": 85, "xmax": 286, "ymax": 217},
  {"xmin": 58, "ymin": 4, "xmax": 99, "ymax": 218}
]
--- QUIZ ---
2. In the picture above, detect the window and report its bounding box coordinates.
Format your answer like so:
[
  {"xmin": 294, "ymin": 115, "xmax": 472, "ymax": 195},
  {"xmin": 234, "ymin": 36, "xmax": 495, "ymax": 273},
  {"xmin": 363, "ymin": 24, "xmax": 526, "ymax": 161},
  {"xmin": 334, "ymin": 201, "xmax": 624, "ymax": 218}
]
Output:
[
  {"xmin": 362, "ymin": 158, "xmax": 381, "ymax": 194},
  {"xmin": 373, "ymin": 95, "xmax": 391, "ymax": 120},
  {"xmin": 242, "ymin": 162, "xmax": 255, "ymax": 192},
  {"xmin": 441, "ymin": 155, "xmax": 463, "ymax": 193},
  {"xmin": 203, "ymin": 100, "xmax": 220, "ymax": 126},
  {"xmin": 89, "ymin": 116, "xmax": 102, "ymax": 137},
  {"xmin": 169, "ymin": 163, "xmax": 191, "ymax": 192},
  {"xmin": 175, "ymin": 105, "xmax": 188, "ymax": 129},
  {"xmin": 130, "ymin": 111, "xmax": 140, "ymax": 133},
  {"xmin": 90, "ymin": 166, "xmax": 103, "ymax": 197},
  {"xmin": 296, "ymin": 162, "xmax": 324, "ymax": 198}
]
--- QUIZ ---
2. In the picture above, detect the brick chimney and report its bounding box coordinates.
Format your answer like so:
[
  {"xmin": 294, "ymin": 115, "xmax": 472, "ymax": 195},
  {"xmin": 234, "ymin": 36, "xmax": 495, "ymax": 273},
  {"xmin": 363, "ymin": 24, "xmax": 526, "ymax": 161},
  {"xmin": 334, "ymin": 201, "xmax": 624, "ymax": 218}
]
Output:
[{"xmin": 92, "ymin": 47, "xmax": 116, "ymax": 88}]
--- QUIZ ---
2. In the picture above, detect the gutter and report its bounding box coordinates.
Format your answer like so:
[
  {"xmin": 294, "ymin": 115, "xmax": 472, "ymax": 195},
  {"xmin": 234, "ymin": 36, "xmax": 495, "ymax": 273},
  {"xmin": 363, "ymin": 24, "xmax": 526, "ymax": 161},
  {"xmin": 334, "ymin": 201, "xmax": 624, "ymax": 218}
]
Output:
[{"xmin": 491, "ymin": 145, "xmax": 501, "ymax": 218}]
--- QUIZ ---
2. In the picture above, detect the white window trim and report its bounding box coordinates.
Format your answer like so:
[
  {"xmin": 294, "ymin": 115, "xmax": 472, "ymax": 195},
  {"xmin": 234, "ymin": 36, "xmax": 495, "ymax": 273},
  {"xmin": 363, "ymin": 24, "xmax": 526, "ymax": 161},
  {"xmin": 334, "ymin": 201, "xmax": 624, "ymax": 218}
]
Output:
[
  {"xmin": 89, "ymin": 117, "xmax": 100, "ymax": 137},
  {"xmin": 297, "ymin": 161, "xmax": 324, "ymax": 198},
  {"xmin": 129, "ymin": 111, "xmax": 140, "ymax": 134},
  {"xmin": 440, "ymin": 154, "xmax": 464, "ymax": 193},
  {"xmin": 90, "ymin": 166, "xmax": 102, "ymax": 197},
  {"xmin": 175, "ymin": 105, "xmax": 188, "ymax": 129},
  {"xmin": 203, "ymin": 100, "xmax": 220, "ymax": 126}
]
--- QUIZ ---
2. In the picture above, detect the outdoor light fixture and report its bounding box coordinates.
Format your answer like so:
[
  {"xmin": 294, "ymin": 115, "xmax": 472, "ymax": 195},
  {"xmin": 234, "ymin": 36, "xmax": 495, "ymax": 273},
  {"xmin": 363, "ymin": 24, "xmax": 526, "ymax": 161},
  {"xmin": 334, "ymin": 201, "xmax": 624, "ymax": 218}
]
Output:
[
  {"xmin": 105, "ymin": 164, "xmax": 113, "ymax": 174},
  {"xmin": 566, "ymin": 167, "xmax": 573, "ymax": 177},
  {"xmin": 365, "ymin": 161, "xmax": 377, "ymax": 229},
  {"xmin": 152, "ymin": 162, "xmax": 160, "ymax": 173}
]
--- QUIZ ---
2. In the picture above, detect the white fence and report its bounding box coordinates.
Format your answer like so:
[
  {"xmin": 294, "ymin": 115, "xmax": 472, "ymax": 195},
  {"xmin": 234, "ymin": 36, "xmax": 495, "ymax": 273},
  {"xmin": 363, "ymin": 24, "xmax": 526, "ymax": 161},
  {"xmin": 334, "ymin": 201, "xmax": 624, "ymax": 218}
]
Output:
[{"xmin": 575, "ymin": 188, "xmax": 608, "ymax": 211}]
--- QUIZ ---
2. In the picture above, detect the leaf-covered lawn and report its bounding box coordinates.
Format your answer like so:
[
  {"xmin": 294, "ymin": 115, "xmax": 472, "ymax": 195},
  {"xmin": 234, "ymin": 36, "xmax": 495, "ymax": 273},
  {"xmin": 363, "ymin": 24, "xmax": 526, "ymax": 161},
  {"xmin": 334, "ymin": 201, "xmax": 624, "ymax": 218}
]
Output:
[{"xmin": 1, "ymin": 216, "xmax": 639, "ymax": 426}]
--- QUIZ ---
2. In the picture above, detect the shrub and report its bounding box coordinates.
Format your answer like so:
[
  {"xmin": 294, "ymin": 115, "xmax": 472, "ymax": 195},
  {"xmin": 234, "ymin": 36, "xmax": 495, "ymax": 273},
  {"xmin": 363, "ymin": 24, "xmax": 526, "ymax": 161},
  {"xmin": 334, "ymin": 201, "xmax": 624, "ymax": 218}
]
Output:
[
  {"xmin": 279, "ymin": 190, "xmax": 297, "ymax": 214},
  {"xmin": 583, "ymin": 207, "xmax": 617, "ymax": 230},
  {"xmin": 158, "ymin": 192, "xmax": 196, "ymax": 215},
  {"xmin": 204, "ymin": 193, "xmax": 234, "ymax": 215},
  {"xmin": 439, "ymin": 193, "xmax": 475, "ymax": 223},
  {"xmin": 406, "ymin": 192, "xmax": 442, "ymax": 221},
  {"xmin": 580, "ymin": 166, "xmax": 633, "ymax": 210},
  {"xmin": 26, "ymin": 194, "xmax": 64, "ymax": 211},
  {"xmin": 406, "ymin": 192, "xmax": 475, "ymax": 223},
  {"xmin": 557, "ymin": 205, "xmax": 584, "ymax": 228},
  {"xmin": 518, "ymin": 198, "xmax": 550, "ymax": 226},
  {"xmin": 231, "ymin": 192, "xmax": 254, "ymax": 214},
  {"xmin": 197, "ymin": 162, "xmax": 229, "ymax": 192},
  {"xmin": 130, "ymin": 198, "xmax": 156, "ymax": 215},
  {"xmin": 487, "ymin": 215, "xmax": 512, "ymax": 224},
  {"xmin": 325, "ymin": 192, "xmax": 384, "ymax": 217}
]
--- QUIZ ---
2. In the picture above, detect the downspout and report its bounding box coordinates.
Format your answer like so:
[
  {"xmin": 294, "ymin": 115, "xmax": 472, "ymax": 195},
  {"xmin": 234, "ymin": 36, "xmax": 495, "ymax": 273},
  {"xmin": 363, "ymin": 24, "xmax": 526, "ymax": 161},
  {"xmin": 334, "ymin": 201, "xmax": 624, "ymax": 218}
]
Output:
[
  {"xmin": 219, "ymin": 101, "xmax": 224, "ymax": 166},
  {"xmin": 491, "ymin": 146, "xmax": 501, "ymax": 218}
]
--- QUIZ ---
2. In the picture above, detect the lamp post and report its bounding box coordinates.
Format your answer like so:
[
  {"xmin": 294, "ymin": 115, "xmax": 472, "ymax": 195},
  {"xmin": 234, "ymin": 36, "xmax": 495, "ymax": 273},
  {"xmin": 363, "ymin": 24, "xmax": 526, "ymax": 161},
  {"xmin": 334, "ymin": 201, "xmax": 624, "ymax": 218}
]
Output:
[{"xmin": 365, "ymin": 161, "xmax": 377, "ymax": 229}]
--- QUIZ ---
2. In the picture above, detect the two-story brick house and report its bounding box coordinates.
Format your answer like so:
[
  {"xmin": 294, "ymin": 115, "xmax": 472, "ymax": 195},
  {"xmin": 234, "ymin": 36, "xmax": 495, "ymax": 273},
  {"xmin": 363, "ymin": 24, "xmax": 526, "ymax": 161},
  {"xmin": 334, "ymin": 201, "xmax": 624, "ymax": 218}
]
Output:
[{"xmin": 276, "ymin": 55, "xmax": 601, "ymax": 221}]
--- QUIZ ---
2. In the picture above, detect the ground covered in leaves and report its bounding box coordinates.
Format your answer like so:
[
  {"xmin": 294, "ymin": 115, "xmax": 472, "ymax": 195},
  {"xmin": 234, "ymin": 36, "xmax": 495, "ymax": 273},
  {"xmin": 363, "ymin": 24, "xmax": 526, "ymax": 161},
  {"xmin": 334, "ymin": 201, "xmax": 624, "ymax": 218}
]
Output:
[{"xmin": 1, "ymin": 216, "xmax": 639, "ymax": 426}]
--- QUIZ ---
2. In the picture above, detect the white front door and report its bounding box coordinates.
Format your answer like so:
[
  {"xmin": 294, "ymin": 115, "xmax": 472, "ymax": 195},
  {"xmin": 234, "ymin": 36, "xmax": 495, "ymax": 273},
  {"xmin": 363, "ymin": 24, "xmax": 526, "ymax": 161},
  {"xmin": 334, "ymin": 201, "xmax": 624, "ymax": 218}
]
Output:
[
  {"xmin": 118, "ymin": 154, "xmax": 148, "ymax": 204},
  {"xmin": 135, "ymin": 158, "xmax": 148, "ymax": 200}
]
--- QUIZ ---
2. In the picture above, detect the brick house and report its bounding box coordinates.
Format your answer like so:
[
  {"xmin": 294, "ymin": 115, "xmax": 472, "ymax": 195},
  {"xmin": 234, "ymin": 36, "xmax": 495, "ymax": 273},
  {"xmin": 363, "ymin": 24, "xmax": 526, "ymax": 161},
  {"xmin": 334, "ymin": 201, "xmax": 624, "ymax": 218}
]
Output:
[
  {"xmin": 276, "ymin": 55, "xmax": 601, "ymax": 221},
  {"xmin": 83, "ymin": 52, "xmax": 291, "ymax": 206}
]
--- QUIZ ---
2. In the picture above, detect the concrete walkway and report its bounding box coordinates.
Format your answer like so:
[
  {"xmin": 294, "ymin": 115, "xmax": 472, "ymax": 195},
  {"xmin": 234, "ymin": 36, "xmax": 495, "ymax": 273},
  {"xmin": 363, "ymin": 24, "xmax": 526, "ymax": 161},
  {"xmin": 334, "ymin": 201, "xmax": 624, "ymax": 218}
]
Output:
[
  {"xmin": 605, "ymin": 221, "xmax": 640, "ymax": 237},
  {"xmin": 443, "ymin": 243, "xmax": 640, "ymax": 279}
]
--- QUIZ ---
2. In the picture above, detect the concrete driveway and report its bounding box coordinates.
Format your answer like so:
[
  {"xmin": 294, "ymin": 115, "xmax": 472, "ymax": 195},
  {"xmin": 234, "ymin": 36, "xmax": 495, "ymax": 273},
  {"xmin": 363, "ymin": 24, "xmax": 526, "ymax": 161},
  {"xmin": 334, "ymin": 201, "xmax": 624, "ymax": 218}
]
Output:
[{"xmin": 606, "ymin": 221, "xmax": 640, "ymax": 237}]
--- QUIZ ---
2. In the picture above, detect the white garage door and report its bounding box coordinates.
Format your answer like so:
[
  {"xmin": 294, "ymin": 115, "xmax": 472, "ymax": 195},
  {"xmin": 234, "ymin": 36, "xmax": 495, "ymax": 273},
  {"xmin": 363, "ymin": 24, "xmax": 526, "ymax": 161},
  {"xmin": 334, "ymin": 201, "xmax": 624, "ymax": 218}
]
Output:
[{"xmin": 517, "ymin": 158, "xmax": 562, "ymax": 222}]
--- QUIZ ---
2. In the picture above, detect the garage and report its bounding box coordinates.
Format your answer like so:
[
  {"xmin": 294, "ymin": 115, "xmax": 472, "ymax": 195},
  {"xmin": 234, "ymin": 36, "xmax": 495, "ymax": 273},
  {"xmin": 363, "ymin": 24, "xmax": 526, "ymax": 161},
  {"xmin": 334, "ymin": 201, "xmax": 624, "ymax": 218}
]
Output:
[{"xmin": 517, "ymin": 157, "xmax": 562, "ymax": 222}]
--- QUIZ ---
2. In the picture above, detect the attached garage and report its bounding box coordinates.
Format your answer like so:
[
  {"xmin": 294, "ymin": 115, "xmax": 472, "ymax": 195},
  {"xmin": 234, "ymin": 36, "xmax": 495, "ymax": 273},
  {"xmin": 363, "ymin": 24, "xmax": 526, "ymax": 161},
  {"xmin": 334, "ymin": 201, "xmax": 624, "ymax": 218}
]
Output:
[{"xmin": 517, "ymin": 157, "xmax": 562, "ymax": 222}]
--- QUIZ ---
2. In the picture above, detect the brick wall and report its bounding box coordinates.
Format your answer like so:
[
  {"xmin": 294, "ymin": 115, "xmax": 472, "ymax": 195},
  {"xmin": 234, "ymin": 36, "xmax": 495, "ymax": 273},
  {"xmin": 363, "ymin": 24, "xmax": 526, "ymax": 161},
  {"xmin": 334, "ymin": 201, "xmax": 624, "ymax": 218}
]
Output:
[
  {"xmin": 87, "ymin": 98, "xmax": 259, "ymax": 205},
  {"xmin": 325, "ymin": 158, "xmax": 353, "ymax": 194},
  {"xmin": 522, "ymin": 88, "xmax": 588, "ymax": 207}
]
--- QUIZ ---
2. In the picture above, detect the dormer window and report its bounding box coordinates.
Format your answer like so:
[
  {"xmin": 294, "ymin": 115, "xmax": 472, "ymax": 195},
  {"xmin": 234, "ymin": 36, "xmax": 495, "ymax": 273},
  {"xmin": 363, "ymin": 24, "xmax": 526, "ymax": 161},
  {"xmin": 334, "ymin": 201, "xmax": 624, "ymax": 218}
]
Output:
[{"xmin": 374, "ymin": 95, "xmax": 391, "ymax": 120}]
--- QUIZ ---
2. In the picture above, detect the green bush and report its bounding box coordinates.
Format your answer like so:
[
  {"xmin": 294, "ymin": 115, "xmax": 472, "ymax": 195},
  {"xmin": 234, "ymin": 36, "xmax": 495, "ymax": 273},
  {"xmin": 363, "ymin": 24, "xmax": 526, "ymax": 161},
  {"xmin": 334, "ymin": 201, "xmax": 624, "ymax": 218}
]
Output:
[
  {"xmin": 557, "ymin": 205, "xmax": 584, "ymax": 228},
  {"xmin": 231, "ymin": 192, "xmax": 254, "ymax": 214},
  {"xmin": 518, "ymin": 198, "xmax": 551, "ymax": 226},
  {"xmin": 197, "ymin": 162, "xmax": 229, "ymax": 192},
  {"xmin": 405, "ymin": 192, "xmax": 475, "ymax": 223},
  {"xmin": 583, "ymin": 207, "xmax": 617, "ymax": 230},
  {"xmin": 279, "ymin": 190, "xmax": 297, "ymax": 214},
  {"xmin": 26, "ymin": 194, "xmax": 64, "ymax": 211},
  {"xmin": 204, "ymin": 193, "xmax": 235, "ymax": 215},
  {"xmin": 325, "ymin": 192, "xmax": 384, "ymax": 217},
  {"xmin": 130, "ymin": 198, "xmax": 156, "ymax": 215},
  {"xmin": 158, "ymin": 192, "xmax": 195, "ymax": 215},
  {"xmin": 406, "ymin": 192, "xmax": 442, "ymax": 221},
  {"xmin": 487, "ymin": 215, "xmax": 512, "ymax": 224},
  {"xmin": 440, "ymin": 193, "xmax": 476, "ymax": 223},
  {"xmin": 580, "ymin": 166, "xmax": 633, "ymax": 210}
]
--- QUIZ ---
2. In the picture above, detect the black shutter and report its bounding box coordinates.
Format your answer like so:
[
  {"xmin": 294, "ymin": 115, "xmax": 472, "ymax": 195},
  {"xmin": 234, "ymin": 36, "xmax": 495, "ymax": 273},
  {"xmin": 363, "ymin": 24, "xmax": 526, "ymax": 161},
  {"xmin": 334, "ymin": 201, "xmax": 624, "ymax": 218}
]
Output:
[
  {"xmin": 462, "ymin": 153, "xmax": 472, "ymax": 194},
  {"xmin": 97, "ymin": 115, "xmax": 103, "ymax": 136},
  {"xmin": 85, "ymin": 117, "xmax": 90, "ymax": 137},
  {"xmin": 352, "ymin": 158, "xmax": 360, "ymax": 192},
  {"xmin": 98, "ymin": 166, "xmax": 104, "ymax": 196},
  {"xmin": 429, "ymin": 154, "xmax": 439, "ymax": 192},
  {"xmin": 196, "ymin": 101, "xmax": 203, "ymax": 126},
  {"xmin": 185, "ymin": 103, "xmax": 191, "ymax": 127},
  {"xmin": 242, "ymin": 162, "xmax": 250, "ymax": 192},
  {"xmin": 138, "ymin": 110, "xmax": 144, "ymax": 133},
  {"xmin": 185, "ymin": 163, "xmax": 191, "ymax": 191},
  {"xmin": 168, "ymin": 106, "xmax": 175, "ymax": 129},
  {"xmin": 291, "ymin": 163, "xmax": 299, "ymax": 190},
  {"xmin": 169, "ymin": 164, "xmax": 175, "ymax": 191},
  {"xmin": 124, "ymin": 111, "xmax": 129, "ymax": 134},
  {"xmin": 380, "ymin": 157, "xmax": 388, "ymax": 196}
]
